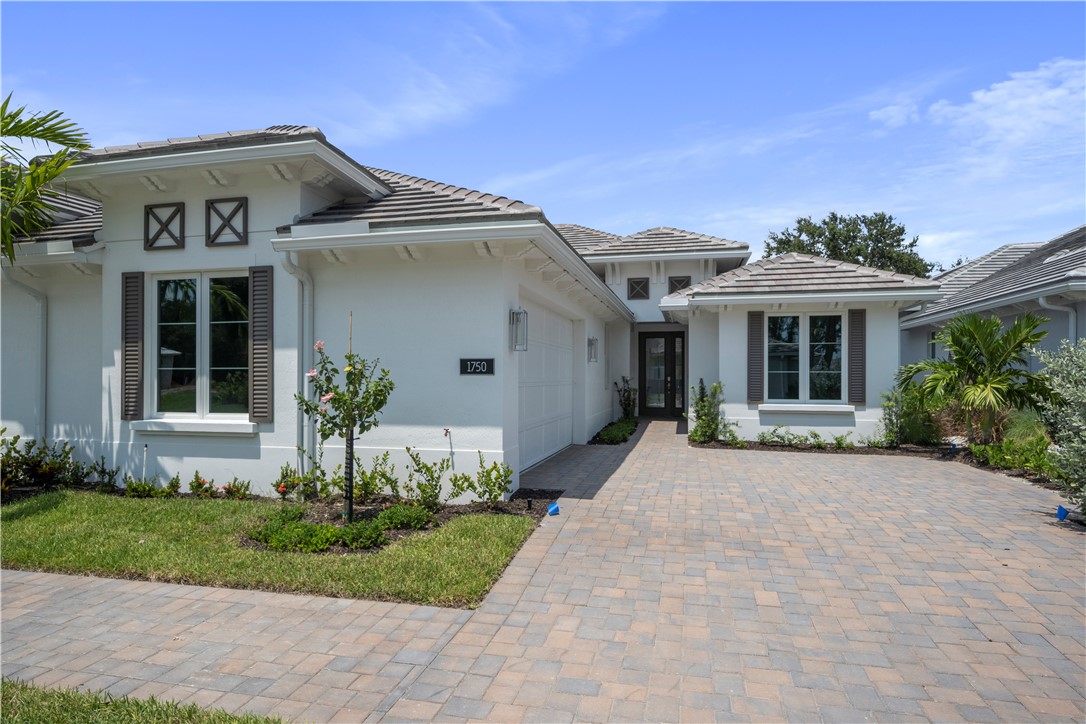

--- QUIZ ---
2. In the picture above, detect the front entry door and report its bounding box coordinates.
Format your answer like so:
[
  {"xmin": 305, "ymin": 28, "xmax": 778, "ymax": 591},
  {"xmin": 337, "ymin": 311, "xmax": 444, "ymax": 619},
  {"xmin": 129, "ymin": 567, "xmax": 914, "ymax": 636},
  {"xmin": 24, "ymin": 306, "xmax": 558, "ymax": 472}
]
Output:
[{"xmin": 639, "ymin": 332, "xmax": 685, "ymax": 417}]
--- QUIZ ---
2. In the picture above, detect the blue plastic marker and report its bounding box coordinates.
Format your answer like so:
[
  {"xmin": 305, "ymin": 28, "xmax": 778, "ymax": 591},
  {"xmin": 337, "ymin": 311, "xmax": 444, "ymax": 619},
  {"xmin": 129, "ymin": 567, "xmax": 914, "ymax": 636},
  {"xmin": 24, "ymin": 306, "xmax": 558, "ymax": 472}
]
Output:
[
  {"xmin": 1057, "ymin": 505, "xmax": 1069, "ymax": 521},
  {"xmin": 547, "ymin": 501, "xmax": 560, "ymax": 516}
]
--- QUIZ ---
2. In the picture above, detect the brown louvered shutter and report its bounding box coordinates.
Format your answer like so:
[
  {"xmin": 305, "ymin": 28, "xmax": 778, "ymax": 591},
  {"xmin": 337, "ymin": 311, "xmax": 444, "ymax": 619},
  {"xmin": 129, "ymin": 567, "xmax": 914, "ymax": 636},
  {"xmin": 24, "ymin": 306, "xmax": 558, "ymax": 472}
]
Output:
[
  {"xmin": 848, "ymin": 309, "xmax": 866, "ymax": 405},
  {"xmin": 747, "ymin": 310, "xmax": 764, "ymax": 403},
  {"xmin": 249, "ymin": 266, "xmax": 274, "ymax": 423},
  {"xmin": 121, "ymin": 272, "xmax": 144, "ymax": 421}
]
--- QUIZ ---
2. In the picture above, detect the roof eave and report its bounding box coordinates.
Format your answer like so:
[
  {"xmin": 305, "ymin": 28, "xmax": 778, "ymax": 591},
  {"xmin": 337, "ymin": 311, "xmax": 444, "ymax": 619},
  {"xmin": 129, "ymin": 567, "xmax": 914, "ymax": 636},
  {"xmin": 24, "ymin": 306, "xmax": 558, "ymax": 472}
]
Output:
[
  {"xmin": 582, "ymin": 248, "xmax": 750, "ymax": 263},
  {"xmin": 681, "ymin": 288, "xmax": 944, "ymax": 308},
  {"xmin": 271, "ymin": 219, "xmax": 635, "ymax": 323},
  {"xmin": 64, "ymin": 138, "xmax": 392, "ymax": 198},
  {"xmin": 899, "ymin": 278, "xmax": 1086, "ymax": 329}
]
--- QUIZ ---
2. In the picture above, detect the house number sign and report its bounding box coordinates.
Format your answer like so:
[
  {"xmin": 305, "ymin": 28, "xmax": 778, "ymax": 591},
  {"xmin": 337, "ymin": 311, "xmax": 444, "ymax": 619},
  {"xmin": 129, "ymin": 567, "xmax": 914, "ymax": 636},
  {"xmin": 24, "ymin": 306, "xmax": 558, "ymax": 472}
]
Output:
[{"xmin": 460, "ymin": 358, "xmax": 494, "ymax": 375}]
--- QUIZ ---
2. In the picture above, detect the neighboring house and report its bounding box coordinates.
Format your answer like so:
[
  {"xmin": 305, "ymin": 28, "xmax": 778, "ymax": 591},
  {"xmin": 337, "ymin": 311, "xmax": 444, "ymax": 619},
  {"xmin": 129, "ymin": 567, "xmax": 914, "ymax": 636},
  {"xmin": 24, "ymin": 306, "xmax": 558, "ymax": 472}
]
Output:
[
  {"xmin": 661, "ymin": 254, "xmax": 941, "ymax": 440},
  {"xmin": 1, "ymin": 124, "xmax": 941, "ymax": 492},
  {"xmin": 899, "ymin": 226, "xmax": 1086, "ymax": 369}
]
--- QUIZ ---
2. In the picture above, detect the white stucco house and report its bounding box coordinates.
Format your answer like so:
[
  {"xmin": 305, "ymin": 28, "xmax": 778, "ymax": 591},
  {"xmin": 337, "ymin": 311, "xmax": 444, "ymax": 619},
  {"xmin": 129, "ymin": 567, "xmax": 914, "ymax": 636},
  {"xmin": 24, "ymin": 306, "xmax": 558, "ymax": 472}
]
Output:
[
  {"xmin": 1, "ymin": 125, "xmax": 944, "ymax": 493},
  {"xmin": 899, "ymin": 226, "xmax": 1086, "ymax": 368}
]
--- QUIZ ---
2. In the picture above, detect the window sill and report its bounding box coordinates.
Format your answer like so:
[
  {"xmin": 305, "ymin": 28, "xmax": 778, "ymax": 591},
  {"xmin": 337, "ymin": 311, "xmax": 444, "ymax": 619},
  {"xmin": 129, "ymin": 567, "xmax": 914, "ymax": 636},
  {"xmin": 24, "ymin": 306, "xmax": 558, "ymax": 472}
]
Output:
[
  {"xmin": 758, "ymin": 404, "xmax": 855, "ymax": 414},
  {"xmin": 130, "ymin": 420, "xmax": 258, "ymax": 436}
]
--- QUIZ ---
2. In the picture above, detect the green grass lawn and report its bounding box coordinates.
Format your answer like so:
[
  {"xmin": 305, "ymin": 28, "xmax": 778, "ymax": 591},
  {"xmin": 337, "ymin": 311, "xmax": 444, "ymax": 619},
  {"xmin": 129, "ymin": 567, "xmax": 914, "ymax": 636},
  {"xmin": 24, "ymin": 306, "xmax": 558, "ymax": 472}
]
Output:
[
  {"xmin": 1, "ymin": 679, "xmax": 280, "ymax": 723},
  {"xmin": 0, "ymin": 491, "xmax": 536, "ymax": 608}
]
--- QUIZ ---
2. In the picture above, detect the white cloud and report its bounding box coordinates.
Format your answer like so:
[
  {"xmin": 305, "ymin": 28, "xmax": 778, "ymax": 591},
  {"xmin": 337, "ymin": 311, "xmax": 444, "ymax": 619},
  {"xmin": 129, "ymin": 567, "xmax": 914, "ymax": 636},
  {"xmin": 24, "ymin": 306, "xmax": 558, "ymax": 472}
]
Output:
[
  {"xmin": 869, "ymin": 98, "xmax": 920, "ymax": 129},
  {"xmin": 927, "ymin": 58, "xmax": 1085, "ymax": 148}
]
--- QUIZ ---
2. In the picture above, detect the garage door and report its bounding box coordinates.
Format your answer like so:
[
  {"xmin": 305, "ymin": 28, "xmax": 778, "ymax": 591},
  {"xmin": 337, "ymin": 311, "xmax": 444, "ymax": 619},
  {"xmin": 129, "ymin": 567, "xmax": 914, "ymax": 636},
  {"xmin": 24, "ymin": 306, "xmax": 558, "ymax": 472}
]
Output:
[{"xmin": 519, "ymin": 299, "xmax": 573, "ymax": 469}]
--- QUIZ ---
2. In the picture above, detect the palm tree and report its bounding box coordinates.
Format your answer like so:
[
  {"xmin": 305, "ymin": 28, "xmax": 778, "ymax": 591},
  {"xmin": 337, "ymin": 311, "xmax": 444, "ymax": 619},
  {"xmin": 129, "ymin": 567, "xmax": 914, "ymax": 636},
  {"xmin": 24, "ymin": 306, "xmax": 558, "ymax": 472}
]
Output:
[
  {"xmin": 897, "ymin": 313, "xmax": 1057, "ymax": 444},
  {"xmin": 1, "ymin": 95, "xmax": 91, "ymax": 264}
]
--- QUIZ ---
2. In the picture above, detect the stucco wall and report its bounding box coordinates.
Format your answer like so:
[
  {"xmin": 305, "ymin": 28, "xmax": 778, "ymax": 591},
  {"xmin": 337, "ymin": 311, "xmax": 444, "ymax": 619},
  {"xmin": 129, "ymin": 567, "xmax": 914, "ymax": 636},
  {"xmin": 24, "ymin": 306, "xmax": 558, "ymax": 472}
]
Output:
[
  {"xmin": 1, "ymin": 269, "xmax": 103, "ymax": 460},
  {"xmin": 605, "ymin": 259, "xmax": 705, "ymax": 323},
  {"xmin": 714, "ymin": 304, "xmax": 900, "ymax": 441}
]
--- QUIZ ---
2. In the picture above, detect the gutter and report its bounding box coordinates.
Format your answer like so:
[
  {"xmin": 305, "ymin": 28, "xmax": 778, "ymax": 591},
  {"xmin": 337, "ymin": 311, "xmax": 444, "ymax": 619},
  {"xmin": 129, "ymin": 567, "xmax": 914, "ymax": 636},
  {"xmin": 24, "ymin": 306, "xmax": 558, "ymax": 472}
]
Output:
[
  {"xmin": 1038, "ymin": 296, "xmax": 1078, "ymax": 343},
  {"xmin": 1, "ymin": 269, "xmax": 47, "ymax": 440},
  {"xmin": 280, "ymin": 251, "xmax": 316, "ymax": 473},
  {"xmin": 900, "ymin": 279, "xmax": 1086, "ymax": 330},
  {"xmin": 663, "ymin": 288, "xmax": 943, "ymax": 310}
]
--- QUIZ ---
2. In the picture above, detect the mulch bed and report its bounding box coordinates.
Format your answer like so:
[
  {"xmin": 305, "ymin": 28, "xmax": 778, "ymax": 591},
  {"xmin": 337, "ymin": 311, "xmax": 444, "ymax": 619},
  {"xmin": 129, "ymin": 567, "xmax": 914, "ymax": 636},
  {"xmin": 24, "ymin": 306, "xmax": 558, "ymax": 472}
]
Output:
[{"xmin": 238, "ymin": 487, "xmax": 566, "ymax": 554}]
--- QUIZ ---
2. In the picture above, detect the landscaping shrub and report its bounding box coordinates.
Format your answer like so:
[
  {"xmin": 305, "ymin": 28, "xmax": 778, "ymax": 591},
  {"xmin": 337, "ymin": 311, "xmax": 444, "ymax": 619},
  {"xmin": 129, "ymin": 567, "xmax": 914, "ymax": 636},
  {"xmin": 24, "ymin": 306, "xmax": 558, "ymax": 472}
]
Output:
[
  {"xmin": 469, "ymin": 452, "xmax": 514, "ymax": 503},
  {"xmin": 274, "ymin": 464, "xmax": 300, "ymax": 500},
  {"xmin": 405, "ymin": 447, "xmax": 450, "ymax": 512},
  {"xmin": 614, "ymin": 376, "xmax": 637, "ymax": 418},
  {"xmin": 1038, "ymin": 339, "xmax": 1086, "ymax": 511},
  {"xmin": 221, "ymin": 477, "xmax": 251, "ymax": 500},
  {"xmin": 689, "ymin": 379, "xmax": 722, "ymax": 443},
  {"xmin": 249, "ymin": 507, "xmax": 337, "ymax": 553},
  {"xmin": 832, "ymin": 432, "xmax": 854, "ymax": 450},
  {"xmin": 356, "ymin": 451, "xmax": 398, "ymax": 502},
  {"xmin": 122, "ymin": 477, "xmax": 160, "ymax": 498},
  {"xmin": 188, "ymin": 471, "xmax": 216, "ymax": 498},
  {"xmin": 377, "ymin": 503, "xmax": 432, "ymax": 530},
  {"xmin": 337, "ymin": 519, "xmax": 389, "ymax": 550},
  {"xmin": 1, "ymin": 431, "xmax": 89, "ymax": 493},
  {"xmin": 880, "ymin": 381, "xmax": 940, "ymax": 447},
  {"xmin": 1004, "ymin": 408, "xmax": 1047, "ymax": 442},
  {"xmin": 596, "ymin": 418, "xmax": 637, "ymax": 445},
  {"xmin": 970, "ymin": 436, "xmax": 1060, "ymax": 479}
]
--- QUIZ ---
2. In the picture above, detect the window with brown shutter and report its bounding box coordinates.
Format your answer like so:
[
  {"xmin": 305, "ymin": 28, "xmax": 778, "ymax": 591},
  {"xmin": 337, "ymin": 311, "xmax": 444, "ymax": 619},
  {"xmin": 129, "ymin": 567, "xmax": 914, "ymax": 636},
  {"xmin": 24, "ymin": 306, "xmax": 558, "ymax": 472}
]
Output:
[
  {"xmin": 747, "ymin": 310, "xmax": 764, "ymax": 403},
  {"xmin": 248, "ymin": 266, "xmax": 273, "ymax": 423},
  {"xmin": 121, "ymin": 272, "xmax": 144, "ymax": 420},
  {"xmin": 848, "ymin": 309, "xmax": 866, "ymax": 405}
]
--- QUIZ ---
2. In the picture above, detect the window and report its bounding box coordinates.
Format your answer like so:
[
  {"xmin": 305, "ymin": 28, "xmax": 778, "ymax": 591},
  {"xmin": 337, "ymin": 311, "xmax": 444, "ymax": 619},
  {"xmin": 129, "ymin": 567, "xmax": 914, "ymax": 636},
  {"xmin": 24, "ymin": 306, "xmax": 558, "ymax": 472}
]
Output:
[
  {"xmin": 767, "ymin": 314, "xmax": 843, "ymax": 401},
  {"xmin": 155, "ymin": 273, "xmax": 249, "ymax": 415},
  {"xmin": 668, "ymin": 276, "xmax": 692, "ymax": 294},
  {"xmin": 928, "ymin": 330, "xmax": 937, "ymax": 359},
  {"xmin": 627, "ymin": 277, "xmax": 649, "ymax": 300}
]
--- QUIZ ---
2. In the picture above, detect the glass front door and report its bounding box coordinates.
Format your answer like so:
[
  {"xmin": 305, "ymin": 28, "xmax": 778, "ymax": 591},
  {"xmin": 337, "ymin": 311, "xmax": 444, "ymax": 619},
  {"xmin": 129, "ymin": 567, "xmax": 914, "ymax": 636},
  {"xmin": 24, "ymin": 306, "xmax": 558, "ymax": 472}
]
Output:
[{"xmin": 639, "ymin": 332, "xmax": 685, "ymax": 416}]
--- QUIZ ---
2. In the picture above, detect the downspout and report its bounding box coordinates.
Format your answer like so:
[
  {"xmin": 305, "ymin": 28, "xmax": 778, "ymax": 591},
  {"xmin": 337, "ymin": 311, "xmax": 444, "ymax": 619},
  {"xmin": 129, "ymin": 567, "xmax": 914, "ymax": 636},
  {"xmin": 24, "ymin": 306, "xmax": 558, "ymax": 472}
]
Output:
[
  {"xmin": 1038, "ymin": 296, "xmax": 1078, "ymax": 343},
  {"xmin": 2, "ymin": 268, "xmax": 47, "ymax": 440},
  {"xmin": 280, "ymin": 251, "xmax": 315, "ymax": 472}
]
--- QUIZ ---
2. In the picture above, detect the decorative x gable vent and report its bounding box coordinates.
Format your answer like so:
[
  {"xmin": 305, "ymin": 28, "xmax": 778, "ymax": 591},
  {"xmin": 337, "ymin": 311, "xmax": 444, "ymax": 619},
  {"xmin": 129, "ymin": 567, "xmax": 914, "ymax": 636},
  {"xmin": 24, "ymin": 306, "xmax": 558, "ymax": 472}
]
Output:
[
  {"xmin": 206, "ymin": 197, "xmax": 248, "ymax": 246},
  {"xmin": 144, "ymin": 203, "xmax": 185, "ymax": 250}
]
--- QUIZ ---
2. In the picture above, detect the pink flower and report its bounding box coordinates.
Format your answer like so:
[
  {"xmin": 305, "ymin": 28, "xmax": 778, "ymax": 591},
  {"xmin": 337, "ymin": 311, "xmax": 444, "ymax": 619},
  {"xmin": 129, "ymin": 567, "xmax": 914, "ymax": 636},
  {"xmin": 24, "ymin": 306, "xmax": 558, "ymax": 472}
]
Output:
[
  {"xmin": 319, "ymin": 406, "xmax": 328, "ymax": 413},
  {"xmin": 305, "ymin": 368, "xmax": 316, "ymax": 377},
  {"xmin": 313, "ymin": 340, "xmax": 325, "ymax": 351},
  {"xmin": 320, "ymin": 392, "xmax": 334, "ymax": 403}
]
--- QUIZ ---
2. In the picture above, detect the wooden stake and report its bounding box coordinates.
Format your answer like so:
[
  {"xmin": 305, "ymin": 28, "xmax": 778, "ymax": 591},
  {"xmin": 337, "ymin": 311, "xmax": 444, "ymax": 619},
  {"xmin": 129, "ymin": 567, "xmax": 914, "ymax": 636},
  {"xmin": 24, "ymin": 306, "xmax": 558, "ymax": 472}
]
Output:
[{"xmin": 348, "ymin": 310, "xmax": 353, "ymax": 355}]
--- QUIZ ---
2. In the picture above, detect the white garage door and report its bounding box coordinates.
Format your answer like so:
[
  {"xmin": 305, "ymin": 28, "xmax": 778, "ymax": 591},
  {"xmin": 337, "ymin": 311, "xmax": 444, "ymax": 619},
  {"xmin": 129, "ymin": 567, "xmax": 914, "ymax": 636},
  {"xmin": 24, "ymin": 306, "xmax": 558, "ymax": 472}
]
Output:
[{"xmin": 518, "ymin": 299, "xmax": 573, "ymax": 470}]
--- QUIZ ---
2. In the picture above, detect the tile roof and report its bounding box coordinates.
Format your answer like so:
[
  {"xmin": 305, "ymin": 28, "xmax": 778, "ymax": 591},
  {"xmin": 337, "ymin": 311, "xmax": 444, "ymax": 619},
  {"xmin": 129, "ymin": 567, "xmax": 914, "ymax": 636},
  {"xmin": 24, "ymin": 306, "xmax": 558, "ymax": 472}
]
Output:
[
  {"xmin": 71, "ymin": 126, "xmax": 325, "ymax": 164},
  {"xmin": 554, "ymin": 224, "xmax": 622, "ymax": 253},
  {"xmin": 902, "ymin": 225, "xmax": 1086, "ymax": 324},
  {"xmin": 582, "ymin": 226, "xmax": 747, "ymax": 256},
  {"xmin": 14, "ymin": 191, "xmax": 102, "ymax": 248},
  {"xmin": 930, "ymin": 242, "xmax": 1043, "ymax": 297},
  {"xmin": 287, "ymin": 167, "xmax": 543, "ymax": 230},
  {"xmin": 668, "ymin": 253, "xmax": 940, "ymax": 299}
]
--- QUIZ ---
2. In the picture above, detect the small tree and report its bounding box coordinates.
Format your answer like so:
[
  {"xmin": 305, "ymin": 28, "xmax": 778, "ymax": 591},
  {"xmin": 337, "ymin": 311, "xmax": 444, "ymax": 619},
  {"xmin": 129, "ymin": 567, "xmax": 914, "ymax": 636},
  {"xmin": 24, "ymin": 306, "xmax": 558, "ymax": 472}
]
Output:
[
  {"xmin": 1038, "ymin": 340, "xmax": 1086, "ymax": 511},
  {"xmin": 614, "ymin": 376, "xmax": 637, "ymax": 419},
  {"xmin": 689, "ymin": 379, "xmax": 722, "ymax": 443},
  {"xmin": 896, "ymin": 313, "xmax": 1056, "ymax": 444},
  {"xmin": 295, "ymin": 322, "xmax": 394, "ymax": 522}
]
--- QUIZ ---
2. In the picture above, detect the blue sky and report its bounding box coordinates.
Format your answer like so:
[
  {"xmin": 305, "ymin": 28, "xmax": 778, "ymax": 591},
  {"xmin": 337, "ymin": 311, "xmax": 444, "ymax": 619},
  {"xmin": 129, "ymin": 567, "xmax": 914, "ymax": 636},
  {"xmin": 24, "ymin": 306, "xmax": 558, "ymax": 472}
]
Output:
[{"xmin": 3, "ymin": 2, "xmax": 1083, "ymax": 268}]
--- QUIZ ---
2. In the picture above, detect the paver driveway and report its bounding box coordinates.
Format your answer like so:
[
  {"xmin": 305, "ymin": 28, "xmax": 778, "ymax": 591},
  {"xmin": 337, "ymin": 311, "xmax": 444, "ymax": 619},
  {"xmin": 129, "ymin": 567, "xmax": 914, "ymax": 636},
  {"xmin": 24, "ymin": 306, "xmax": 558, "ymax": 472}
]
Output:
[{"xmin": 3, "ymin": 420, "xmax": 1084, "ymax": 722}]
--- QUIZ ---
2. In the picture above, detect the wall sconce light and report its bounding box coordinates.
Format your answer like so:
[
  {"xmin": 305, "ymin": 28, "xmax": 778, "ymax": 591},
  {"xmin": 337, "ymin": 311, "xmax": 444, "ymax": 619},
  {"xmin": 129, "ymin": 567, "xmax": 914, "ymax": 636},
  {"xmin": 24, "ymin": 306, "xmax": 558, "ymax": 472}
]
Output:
[
  {"xmin": 510, "ymin": 307, "xmax": 528, "ymax": 351},
  {"xmin": 587, "ymin": 336, "xmax": 599, "ymax": 363}
]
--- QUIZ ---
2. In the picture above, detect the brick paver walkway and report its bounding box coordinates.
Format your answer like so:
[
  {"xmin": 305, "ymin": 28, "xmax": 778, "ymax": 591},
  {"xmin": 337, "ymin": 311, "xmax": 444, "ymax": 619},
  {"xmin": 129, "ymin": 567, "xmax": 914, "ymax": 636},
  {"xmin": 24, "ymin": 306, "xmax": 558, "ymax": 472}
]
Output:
[{"xmin": 3, "ymin": 420, "xmax": 1084, "ymax": 722}]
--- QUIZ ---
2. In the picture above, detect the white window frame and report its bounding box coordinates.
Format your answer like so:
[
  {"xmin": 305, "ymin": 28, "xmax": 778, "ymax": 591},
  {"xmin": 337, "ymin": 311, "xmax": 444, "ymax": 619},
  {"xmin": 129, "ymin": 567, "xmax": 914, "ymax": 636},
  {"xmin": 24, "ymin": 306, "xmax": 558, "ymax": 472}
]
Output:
[
  {"xmin": 148, "ymin": 270, "xmax": 249, "ymax": 419},
  {"xmin": 765, "ymin": 312, "xmax": 847, "ymax": 403}
]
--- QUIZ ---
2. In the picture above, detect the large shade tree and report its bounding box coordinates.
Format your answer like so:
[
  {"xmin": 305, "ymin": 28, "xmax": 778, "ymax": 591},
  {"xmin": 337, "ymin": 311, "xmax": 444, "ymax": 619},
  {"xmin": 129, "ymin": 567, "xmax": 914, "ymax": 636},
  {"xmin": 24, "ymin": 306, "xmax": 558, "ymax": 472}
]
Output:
[
  {"xmin": 764, "ymin": 212, "xmax": 935, "ymax": 277},
  {"xmin": 1, "ymin": 95, "xmax": 91, "ymax": 264},
  {"xmin": 896, "ymin": 313, "xmax": 1057, "ymax": 444}
]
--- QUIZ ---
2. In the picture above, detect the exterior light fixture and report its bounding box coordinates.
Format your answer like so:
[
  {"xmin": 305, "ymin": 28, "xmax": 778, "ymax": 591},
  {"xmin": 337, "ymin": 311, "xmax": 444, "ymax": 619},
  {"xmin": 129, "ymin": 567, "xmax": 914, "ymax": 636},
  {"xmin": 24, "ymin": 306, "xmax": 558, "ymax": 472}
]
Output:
[
  {"xmin": 587, "ymin": 336, "xmax": 599, "ymax": 363},
  {"xmin": 510, "ymin": 307, "xmax": 528, "ymax": 351}
]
